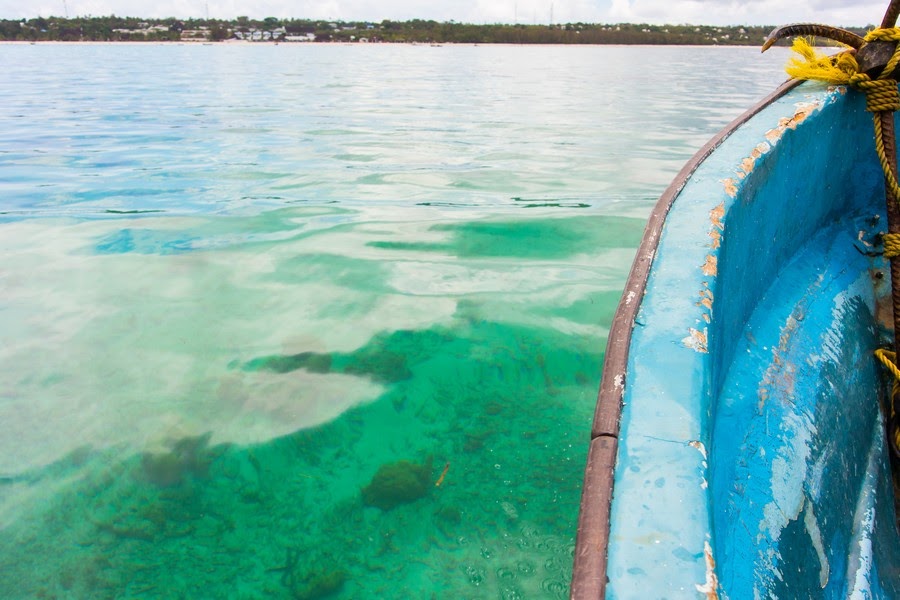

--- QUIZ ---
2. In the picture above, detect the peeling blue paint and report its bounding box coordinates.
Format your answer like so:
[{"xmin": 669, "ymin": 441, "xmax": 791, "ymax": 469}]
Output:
[{"xmin": 605, "ymin": 82, "xmax": 900, "ymax": 598}]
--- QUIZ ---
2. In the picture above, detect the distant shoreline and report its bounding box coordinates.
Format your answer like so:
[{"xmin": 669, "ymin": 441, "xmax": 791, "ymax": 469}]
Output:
[
  {"xmin": 1, "ymin": 17, "xmax": 825, "ymax": 46},
  {"xmin": 0, "ymin": 40, "xmax": 787, "ymax": 48},
  {"xmin": 0, "ymin": 39, "xmax": 790, "ymax": 47},
  {"xmin": 1, "ymin": 17, "xmax": 863, "ymax": 46}
]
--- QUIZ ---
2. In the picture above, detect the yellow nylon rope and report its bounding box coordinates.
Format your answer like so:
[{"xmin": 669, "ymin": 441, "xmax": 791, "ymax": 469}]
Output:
[
  {"xmin": 884, "ymin": 232, "xmax": 900, "ymax": 257},
  {"xmin": 874, "ymin": 115, "xmax": 900, "ymax": 200},
  {"xmin": 785, "ymin": 37, "xmax": 859, "ymax": 84},
  {"xmin": 875, "ymin": 349, "xmax": 900, "ymax": 454},
  {"xmin": 877, "ymin": 348, "xmax": 900, "ymax": 381}
]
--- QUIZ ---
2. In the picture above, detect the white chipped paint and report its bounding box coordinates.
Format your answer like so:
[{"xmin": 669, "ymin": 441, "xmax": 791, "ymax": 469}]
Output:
[
  {"xmin": 690, "ymin": 440, "xmax": 709, "ymax": 489},
  {"xmin": 823, "ymin": 291, "xmax": 853, "ymax": 365},
  {"xmin": 613, "ymin": 373, "xmax": 625, "ymax": 390},
  {"xmin": 804, "ymin": 501, "xmax": 829, "ymax": 588},
  {"xmin": 695, "ymin": 540, "xmax": 719, "ymax": 598},
  {"xmin": 765, "ymin": 413, "xmax": 815, "ymax": 541},
  {"xmin": 849, "ymin": 507, "xmax": 876, "ymax": 598},
  {"xmin": 756, "ymin": 410, "xmax": 816, "ymax": 593},
  {"xmin": 689, "ymin": 440, "xmax": 708, "ymax": 460},
  {"xmin": 625, "ymin": 290, "xmax": 637, "ymax": 306},
  {"xmin": 807, "ymin": 447, "xmax": 829, "ymax": 504}
]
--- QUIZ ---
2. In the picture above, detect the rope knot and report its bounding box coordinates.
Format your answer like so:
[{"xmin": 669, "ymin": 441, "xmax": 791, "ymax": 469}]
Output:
[
  {"xmin": 865, "ymin": 27, "xmax": 900, "ymax": 43},
  {"xmin": 854, "ymin": 77, "xmax": 900, "ymax": 112}
]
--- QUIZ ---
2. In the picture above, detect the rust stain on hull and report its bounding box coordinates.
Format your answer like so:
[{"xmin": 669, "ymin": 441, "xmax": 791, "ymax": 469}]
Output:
[
  {"xmin": 701, "ymin": 255, "xmax": 717, "ymax": 277},
  {"xmin": 722, "ymin": 178, "xmax": 738, "ymax": 198},
  {"xmin": 722, "ymin": 142, "xmax": 772, "ymax": 198},
  {"xmin": 724, "ymin": 99, "xmax": 829, "ymax": 199},
  {"xmin": 695, "ymin": 540, "xmax": 720, "ymax": 599},
  {"xmin": 739, "ymin": 143, "xmax": 770, "ymax": 176},
  {"xmin": 874, "ymin": 270, "xmax": 894, "ymax": 331},
  {"xmin": 687, "ymin": 204, "xmax": 725, "ymax": 344},
  {"xmin": 699, "ymin": 287, "xmax": 714, "ymax": 311},
  {"xmin": 683, "ymin": 327, "xmax": 709, "ymax": 353},
  {"xmin": 709, "ymin": 203, "xmax": 724, "ymax": 249},
  {"xmin": 764, "ymin": 101, "xmax": 822, "ymax": 145},
  {"xmin": 702, "ymin": 204, "xmax": 724, "ymax": 277},
  {"xmin": 694, "ymin": 97, "xmax": 831, "ymax": 354},
  {"xmin": 757, "ymin": 276, "xmax": 823, "ymax": 409}
]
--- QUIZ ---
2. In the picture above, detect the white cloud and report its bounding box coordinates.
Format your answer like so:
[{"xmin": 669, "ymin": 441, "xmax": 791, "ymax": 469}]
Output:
[{"xmin": 605, "ymin": 0, "xmax": 881, "ymax": 25}]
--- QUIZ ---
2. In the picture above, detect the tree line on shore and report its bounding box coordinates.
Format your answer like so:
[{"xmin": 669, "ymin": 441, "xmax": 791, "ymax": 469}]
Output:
[{"xmin": 0, "ymin": 16, "xmax": 869, "ymax": 45}]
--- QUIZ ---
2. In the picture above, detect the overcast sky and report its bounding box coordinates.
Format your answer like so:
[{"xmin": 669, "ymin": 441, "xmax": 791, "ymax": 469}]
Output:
[{"xmin": 0, "ymin": 0, "xmax": 880, "ymax": 27}]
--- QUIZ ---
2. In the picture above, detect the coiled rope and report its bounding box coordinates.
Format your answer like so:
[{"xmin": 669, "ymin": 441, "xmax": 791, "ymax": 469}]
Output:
[{"xmin": 876, "ymin": 349, "xmax": 900, "ymax": 454}]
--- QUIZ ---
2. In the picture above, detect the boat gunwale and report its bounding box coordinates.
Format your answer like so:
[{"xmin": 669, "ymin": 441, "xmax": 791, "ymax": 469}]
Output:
[{"xmin": 570, "ymin": 77, "xmax": 803, "ymax": 600}]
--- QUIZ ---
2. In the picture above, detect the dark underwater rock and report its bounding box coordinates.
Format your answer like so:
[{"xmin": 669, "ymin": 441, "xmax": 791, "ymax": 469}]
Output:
[{"xmin": 361, "ymin": 457, "xmax": 433, "ymax": 510}]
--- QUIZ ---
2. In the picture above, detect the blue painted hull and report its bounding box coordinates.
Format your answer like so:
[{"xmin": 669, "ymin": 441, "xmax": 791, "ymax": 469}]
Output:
[{"xmin": 573, "ymin": 81, "xmax": 900, "ymax": 598}]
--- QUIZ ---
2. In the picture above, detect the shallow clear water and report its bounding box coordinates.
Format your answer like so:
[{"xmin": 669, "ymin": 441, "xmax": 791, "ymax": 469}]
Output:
[{"xmin": 0, "ymin": 43, "xmax": 789, "ymax": 598}]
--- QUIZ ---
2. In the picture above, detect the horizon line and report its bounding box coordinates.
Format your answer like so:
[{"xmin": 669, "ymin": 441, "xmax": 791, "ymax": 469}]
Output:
[{"xmin": 0, "ymin": 15, "xmax": 876, "ymax": 29}]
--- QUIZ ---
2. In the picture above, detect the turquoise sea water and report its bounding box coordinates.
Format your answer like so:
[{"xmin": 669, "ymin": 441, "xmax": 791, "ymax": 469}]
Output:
[{"xmin": 0, "ymin": 43, "xmax": 789, "ymax": 598}]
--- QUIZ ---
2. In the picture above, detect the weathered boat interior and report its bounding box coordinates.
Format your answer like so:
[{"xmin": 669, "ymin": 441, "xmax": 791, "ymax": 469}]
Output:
[{"xmin": 573, "ymin": 81, "xmax": 900, "ymax": 598}]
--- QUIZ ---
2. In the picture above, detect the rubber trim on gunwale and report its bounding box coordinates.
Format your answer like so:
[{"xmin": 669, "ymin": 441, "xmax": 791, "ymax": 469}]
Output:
[{"xmin": 570, "ymin": 78, "xmax": 804, "ymax": 600}]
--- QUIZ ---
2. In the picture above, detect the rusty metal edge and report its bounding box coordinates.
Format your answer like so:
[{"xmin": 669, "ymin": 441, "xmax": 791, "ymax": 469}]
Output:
[{"xmin": 571, "ymin": 77, "xmax": 804, "ymax": 600}]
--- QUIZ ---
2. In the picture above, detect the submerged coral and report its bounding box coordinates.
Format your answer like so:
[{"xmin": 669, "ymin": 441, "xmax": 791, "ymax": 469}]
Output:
[{"xmin": 361, "ymin": 456, "xmax": 433, "ymax": 510}]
